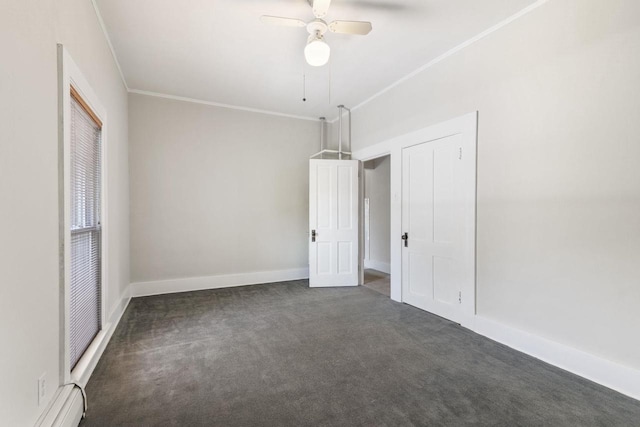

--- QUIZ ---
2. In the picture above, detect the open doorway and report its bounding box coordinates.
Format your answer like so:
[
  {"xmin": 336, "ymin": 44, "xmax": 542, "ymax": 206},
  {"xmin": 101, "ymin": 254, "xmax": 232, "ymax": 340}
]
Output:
[{"xmin": 362, "ymin": 155, "xmax": 391, "ymax": 296}]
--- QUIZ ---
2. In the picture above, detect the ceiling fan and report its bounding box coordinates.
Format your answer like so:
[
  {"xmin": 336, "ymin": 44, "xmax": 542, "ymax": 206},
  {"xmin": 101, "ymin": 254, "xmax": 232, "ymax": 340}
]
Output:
[{"xmin": 261, "ymin": 0, "xmax": 373, "ymax": 67}]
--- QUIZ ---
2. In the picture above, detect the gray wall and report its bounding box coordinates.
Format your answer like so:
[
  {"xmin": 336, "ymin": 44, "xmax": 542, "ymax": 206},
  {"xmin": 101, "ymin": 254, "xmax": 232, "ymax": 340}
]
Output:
[
  {"xmin": 351, "ymin": 0, "xmax": 640, "ymax": 370},
  {"xmin": 129, "ymin": 94, "xmax": 320, "ymax": 283},
  {"xmin": 0, "ymin": 0, "xmax": 130, "ymax": 425},
  {"xmin": 364, "ymin": 156, "xmax": 391, "ymax": 271}
]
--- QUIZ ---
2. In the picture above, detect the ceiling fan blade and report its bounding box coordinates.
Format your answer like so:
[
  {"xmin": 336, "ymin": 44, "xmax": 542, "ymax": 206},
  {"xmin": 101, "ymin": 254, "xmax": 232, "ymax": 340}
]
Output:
[
  {"xmin": 260, "ymin": 15, "xmax": 306, "ymax": 28},
  {"xmin": 328, "ymin": 20, "xmax": 373, "ymax": 35},
  {"xmin": 312, "ymin": 0, "xmax": 332, "ymax": 18}
]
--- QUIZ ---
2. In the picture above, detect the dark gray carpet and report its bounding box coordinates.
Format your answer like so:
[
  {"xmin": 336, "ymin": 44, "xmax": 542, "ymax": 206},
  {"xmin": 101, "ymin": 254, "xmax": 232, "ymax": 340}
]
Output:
[{"xmin": 82, "ymin": 280, "xmax": 640, "ymax": 426}]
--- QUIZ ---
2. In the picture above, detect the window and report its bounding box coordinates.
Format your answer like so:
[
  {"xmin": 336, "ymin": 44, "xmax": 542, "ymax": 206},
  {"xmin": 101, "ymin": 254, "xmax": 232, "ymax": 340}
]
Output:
[{"xmin": 69, "ymin": 86, "xmax": 103, "ymax": 369}]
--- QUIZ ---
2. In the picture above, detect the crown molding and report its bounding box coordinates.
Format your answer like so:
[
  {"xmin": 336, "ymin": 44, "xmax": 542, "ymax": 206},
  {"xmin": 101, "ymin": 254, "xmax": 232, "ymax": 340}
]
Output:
[
  {"xmin": 93, "ymin": 0, "xmax": 550, "ymax": 123},
  {"xmin": 328, "ymin": 0, "xmax": 551, "ymax": 122},
  {"xmin": 128, "ymin": 89, "xmax": 321, "ymax": 121}
]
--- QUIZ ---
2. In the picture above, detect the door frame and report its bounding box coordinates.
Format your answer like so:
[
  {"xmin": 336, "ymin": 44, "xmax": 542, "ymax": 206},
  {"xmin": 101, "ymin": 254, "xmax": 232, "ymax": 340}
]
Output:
[
  {"xmin": 352, "ymin": 112, "xmax": 477, "ymax": 327},
  {"xmin": 360, "ymin": 155, "xmax": 392, "ymax": 289}
]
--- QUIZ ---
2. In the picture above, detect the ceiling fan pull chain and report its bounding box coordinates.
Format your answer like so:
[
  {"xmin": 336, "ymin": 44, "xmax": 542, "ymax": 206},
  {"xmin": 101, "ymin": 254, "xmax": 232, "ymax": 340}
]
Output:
[{"xmin": 302, "ymin": 72, "xmax": 307, "ymax": 102}]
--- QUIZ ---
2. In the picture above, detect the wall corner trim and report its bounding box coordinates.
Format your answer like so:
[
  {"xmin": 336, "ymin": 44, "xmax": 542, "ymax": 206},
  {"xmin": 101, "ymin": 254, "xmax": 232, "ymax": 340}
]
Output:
[
  {"xmin": 130, "ymin": 268, "xmax": 310, "ymax": 298},
  {"xmin": 472, "ymin": 316, "xmax": 640, "ymax": 402}
]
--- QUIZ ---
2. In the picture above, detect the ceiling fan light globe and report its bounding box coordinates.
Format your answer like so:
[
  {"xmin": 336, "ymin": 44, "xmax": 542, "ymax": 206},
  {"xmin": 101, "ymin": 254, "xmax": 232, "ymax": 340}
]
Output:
[{"xmin": 304, "ymin": 39, "xmax": 330, "ymax": 67}]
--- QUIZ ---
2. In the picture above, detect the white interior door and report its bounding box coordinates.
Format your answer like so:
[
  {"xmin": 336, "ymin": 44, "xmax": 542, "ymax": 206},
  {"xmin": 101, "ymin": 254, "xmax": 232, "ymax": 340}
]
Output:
[
  {"xmin": 309, "ymin": 159, "xmax": 359, "ymax": 287},
  {"xmin": 401, "ymin": 135, "xmax": 470, "ymax": 323}
]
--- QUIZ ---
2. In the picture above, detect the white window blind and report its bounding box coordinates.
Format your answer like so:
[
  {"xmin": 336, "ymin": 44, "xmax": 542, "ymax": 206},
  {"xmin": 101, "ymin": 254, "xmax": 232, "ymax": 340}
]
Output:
[{"xmin": 69, "ymin": 89, "xmax": 102, "ymax": 369}]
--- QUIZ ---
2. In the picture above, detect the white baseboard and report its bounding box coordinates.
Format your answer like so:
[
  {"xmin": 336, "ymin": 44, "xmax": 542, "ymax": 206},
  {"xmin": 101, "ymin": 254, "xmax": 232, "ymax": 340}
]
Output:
[
  {"xmin": 35, "ymin": 385, "xmax": 84, "ymax": 427},
  {"xmin": 36, "ymin": 292, "xmax": 131, "ymax": 427},
  {"xmin": 364, "ymin": 260, "xmax": 391, "ymax": 274},
  {"xmin": 472, "ymin": 316, "xmax": 640, "ymax": 401},
  {"xmin": 130, "ymin": 268, "xmax": 310, "ymax": 297}
]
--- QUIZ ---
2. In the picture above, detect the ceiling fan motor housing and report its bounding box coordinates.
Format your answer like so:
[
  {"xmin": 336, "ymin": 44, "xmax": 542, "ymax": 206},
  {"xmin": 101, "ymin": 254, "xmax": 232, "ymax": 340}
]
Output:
[{"xmin": 307, "ymin": 19, "xmax": 328, "ymax": 36}]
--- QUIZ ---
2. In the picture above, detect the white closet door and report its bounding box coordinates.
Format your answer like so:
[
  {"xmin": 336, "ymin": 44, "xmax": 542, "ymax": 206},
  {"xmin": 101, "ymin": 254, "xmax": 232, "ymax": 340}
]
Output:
[
  {"xmin": 309, "ymin": 160, "xmax": 359, "ymax": 287},
  {"xmin": 401, "ymin": 135, "xmax": 466, "ymax": 323}
]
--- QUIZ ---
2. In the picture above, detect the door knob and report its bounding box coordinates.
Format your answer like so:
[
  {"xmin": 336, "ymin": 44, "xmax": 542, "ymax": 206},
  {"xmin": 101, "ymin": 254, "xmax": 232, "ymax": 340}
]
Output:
[{"xmin": 401, "ymin": 232, "xmax": 408, "ymax": 247}]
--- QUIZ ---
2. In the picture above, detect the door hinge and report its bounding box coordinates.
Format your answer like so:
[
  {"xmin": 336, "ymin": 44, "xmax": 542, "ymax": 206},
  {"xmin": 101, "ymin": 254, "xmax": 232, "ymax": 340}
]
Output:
[
  {"xmin": 458, "ymin": 147, "xmax": 462, "ymax": 160},
  {"xmin": 458, "ymin": 291, "xmax": 462, "ymax": 304}
]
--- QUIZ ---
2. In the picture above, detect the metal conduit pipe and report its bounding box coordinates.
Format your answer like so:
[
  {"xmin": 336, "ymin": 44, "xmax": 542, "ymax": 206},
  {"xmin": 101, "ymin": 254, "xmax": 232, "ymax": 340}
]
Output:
[
  {"xmin": 347, "ymin": 106, "xmax": 352, "ymax": 156},
  {"xmin": 319, "ymin": 117, "xmax": 326, "ymax": 153},
  {"xmin": 337, "ymin": 105, "xmax": 351, "ymax": 160},
  {"xmin": 338, "ymin": 105, "xmax": 343, "ymax": 160}
]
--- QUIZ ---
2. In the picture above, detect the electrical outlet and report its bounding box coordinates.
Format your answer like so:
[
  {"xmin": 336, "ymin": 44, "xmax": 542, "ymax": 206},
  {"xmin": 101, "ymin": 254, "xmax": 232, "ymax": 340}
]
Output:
[{"xmin": 38, "ymin": 373, "xmax": 47, "ymax": 406}]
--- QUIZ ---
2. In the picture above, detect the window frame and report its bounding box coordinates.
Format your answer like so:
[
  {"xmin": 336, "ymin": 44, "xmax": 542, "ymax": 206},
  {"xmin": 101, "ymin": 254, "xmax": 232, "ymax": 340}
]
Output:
[{"xmin": 58, "ymin": 45, "xmax": 109, "ymax": 387}]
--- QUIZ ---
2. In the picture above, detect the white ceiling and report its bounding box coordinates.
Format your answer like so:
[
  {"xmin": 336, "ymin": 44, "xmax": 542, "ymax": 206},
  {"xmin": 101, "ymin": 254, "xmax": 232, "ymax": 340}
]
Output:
[{"xmin": 95, "ymin": 0, "xmax": 536, "ymax": 119}]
